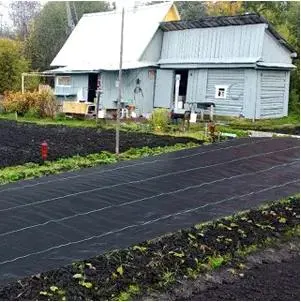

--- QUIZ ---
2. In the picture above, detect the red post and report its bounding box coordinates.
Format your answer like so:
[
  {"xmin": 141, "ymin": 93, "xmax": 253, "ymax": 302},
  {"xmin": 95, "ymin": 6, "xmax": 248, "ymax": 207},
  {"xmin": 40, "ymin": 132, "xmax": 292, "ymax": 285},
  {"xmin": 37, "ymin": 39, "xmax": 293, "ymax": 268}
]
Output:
[{"xmin": 41, "ymin": 141, "xmax": 48, "ymax": 162}]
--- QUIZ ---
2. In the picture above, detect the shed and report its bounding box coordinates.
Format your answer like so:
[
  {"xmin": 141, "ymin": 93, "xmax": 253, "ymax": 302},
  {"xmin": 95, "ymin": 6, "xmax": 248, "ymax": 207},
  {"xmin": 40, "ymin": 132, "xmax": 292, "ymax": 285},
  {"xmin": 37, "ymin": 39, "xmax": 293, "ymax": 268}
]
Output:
[
  {"xmin": 48, "ymin": 1, "xmax": 180, "ymax": 116},
  {"xmin": 47, "ymin": 4, "xmax": 296, "ymax": 119},
  {"xmin": 156, "ymin": 14, "xmax": 296, "ymax": 119}
]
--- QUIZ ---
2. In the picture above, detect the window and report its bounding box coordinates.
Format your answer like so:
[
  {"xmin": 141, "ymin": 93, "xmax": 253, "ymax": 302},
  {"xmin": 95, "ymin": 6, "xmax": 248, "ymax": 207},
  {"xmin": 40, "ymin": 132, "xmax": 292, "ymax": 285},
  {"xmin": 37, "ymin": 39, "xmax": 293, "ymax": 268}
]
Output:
[
  {"xmin": 215, "ymin": 85, "xmax": 228, "ymax": 99},
  {"xmin": 57, "ymin": 76, "xmax": 71, "ymax": 86}
]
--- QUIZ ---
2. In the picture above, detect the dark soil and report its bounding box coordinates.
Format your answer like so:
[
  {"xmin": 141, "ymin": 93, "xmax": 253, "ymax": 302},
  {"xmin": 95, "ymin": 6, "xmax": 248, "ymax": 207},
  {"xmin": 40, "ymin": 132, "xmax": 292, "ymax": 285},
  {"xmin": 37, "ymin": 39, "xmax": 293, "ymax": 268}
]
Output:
[
  {"xmin": 189, "ymin": 255, "xmax": 300, "ymax": 301},
  {"xmin": 0, "ymin": 196, "xmax": 299, "ymax": 301},
  {"xmin": 0, "ymin": 120, "xmax": 201, "ymax": 168}
]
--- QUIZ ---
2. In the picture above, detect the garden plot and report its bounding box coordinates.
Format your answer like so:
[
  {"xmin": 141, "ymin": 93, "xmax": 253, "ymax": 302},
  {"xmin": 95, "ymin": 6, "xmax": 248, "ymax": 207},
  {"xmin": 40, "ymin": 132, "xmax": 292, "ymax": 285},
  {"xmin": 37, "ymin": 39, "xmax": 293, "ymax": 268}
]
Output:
[
  {"xmin": 0, "ymin": 120, "xmax": 200, "ymax": 168},
  {"xmin": 0, "ymin": 137, "xmax": 299, "ymax": 286},
  {"xmin": 0, "ymin": 196, "xmax": 299, "ymax": 300}
]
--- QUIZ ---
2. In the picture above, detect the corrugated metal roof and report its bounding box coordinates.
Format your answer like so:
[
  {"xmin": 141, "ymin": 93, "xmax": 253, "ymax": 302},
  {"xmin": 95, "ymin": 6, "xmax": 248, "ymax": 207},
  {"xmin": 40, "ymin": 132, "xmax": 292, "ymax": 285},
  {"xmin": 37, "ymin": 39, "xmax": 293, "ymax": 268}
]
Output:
[
  {"xmin": 51, "ymin": 2, "xmax": 174, "ymax": 70},
  {"xmin": 160, "ymin": 13, "xmax": 295, "ymax": 53}
]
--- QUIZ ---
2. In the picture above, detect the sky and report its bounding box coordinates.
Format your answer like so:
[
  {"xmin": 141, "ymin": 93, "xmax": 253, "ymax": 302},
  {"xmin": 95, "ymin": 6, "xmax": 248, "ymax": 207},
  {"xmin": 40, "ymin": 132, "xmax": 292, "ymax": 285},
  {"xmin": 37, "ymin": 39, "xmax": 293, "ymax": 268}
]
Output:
[{"xmin": 0, "ymin": 0, "xmax": 150, "ymax": 27}]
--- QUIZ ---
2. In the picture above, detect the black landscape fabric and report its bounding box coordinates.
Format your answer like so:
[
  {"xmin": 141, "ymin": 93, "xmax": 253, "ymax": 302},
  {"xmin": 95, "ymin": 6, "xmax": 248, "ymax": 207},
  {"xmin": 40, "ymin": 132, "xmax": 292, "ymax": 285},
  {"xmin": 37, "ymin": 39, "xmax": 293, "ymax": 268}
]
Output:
[{"xmin": 0, "ymin": 137, "xmax": 299, "ymax": 284}]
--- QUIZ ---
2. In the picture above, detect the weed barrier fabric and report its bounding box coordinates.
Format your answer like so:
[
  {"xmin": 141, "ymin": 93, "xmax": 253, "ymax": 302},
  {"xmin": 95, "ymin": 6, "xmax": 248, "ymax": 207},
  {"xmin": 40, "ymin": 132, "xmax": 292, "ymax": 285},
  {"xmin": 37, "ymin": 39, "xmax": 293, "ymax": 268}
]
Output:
[{"xmin": 0, "ymin": 137, "xmax": 299, "ymax": 284}]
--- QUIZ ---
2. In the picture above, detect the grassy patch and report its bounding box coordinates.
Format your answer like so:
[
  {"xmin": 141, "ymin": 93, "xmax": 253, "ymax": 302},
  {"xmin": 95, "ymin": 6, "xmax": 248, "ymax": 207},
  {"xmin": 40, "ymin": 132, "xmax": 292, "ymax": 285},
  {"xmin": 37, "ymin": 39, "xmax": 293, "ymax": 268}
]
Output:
[
  {"xmin": 0, "ymin": 195, "xmax": 299, "ymax": 301},
  {"xmin": 217, "ymin": 115, "xmax": 300, "ymax": 134},
  {"xmin": 0, "ymin": 142, "xmax": 200, "ymax": 185}
]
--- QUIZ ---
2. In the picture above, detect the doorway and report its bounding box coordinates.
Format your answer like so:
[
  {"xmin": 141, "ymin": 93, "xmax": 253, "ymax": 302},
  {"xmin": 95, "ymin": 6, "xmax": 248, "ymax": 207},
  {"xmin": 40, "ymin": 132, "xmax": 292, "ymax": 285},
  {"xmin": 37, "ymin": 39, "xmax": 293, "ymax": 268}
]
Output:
[
  {"xmin": 88, "ymin": 73, "xmax": 98, "ymax": 102},
  {"xmin": 174, "ymin": 69, "xmax": 188, "ymax": 109}
]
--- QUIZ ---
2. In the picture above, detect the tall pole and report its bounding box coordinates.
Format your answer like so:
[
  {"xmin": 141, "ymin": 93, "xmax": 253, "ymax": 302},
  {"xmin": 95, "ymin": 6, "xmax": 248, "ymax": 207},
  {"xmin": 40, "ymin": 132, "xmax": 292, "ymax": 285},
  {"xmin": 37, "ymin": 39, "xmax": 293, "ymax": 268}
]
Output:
[{"xmin": 116, "ymin": 7, "xmax": 124, "ymax": 155}]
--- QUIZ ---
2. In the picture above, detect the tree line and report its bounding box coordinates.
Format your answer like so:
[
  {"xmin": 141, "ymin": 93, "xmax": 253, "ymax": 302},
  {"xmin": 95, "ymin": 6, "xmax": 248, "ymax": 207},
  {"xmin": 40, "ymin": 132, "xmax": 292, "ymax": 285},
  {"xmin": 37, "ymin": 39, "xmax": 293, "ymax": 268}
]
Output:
[{"xmin": 0, "ymin": 1, "xmax": 299, "ymax": 115}]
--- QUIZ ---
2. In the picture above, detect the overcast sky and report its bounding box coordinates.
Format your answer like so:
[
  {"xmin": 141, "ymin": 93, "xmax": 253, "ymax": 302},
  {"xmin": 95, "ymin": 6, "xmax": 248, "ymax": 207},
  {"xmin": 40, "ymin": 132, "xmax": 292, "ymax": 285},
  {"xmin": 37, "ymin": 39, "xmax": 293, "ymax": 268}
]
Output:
[{"xmin": 0, "ymin": 0, "xmax": 151, "ymax": 27}]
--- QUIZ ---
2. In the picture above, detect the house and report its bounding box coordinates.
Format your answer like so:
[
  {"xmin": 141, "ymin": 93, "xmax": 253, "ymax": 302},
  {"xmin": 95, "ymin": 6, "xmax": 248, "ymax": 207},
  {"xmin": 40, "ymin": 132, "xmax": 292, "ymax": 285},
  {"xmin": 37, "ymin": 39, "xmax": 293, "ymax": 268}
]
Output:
[{"xmin": 48, "ymin": 2, "xmax": 296, "ymax": 119}]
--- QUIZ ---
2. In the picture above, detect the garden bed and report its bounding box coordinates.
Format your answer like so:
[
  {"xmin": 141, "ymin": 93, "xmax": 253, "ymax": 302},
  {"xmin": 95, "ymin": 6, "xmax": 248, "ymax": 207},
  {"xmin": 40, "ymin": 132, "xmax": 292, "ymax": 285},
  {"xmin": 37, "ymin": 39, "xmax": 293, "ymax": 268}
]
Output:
[
  {"xmin": 0, "ymin": 195, "xmax": 299, "ymax": 301},
  {"xmin": 0, "ymin": 120, "xmax": 201, "ymax": 168}
]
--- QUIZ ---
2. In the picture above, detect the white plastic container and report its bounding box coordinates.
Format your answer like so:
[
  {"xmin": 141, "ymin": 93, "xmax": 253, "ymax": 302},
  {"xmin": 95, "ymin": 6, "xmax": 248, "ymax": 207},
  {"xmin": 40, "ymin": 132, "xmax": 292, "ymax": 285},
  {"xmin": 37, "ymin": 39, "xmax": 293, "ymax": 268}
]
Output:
[{"xmin": 190, "ymin": 112, "xmax": 197, "ymax": 123}]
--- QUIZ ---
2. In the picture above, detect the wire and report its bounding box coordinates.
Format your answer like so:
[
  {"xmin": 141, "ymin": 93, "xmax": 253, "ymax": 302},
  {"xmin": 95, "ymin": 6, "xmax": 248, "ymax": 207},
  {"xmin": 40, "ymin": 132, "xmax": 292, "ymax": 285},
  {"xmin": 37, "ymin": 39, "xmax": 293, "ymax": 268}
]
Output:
[
  {"xmin": 0, "ymin": 160, "xmax": 298, "ymax": 238},
  {"xmin": 0, "ymin": 145, "xmax": 298, "ymax": 212}
]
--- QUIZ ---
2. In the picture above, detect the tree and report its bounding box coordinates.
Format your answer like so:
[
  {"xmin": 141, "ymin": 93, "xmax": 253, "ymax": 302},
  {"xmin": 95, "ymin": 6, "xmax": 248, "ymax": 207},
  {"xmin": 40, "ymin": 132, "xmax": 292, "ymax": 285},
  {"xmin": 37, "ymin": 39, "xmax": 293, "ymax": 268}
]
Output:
[
  {"xmin": 9, "ymin": 1, "xmax": 41, "ymax": 40},
  {"xmin": 204, "ymin": 1, "xmax": 244, "ymax": 16},
  {"xmin": 24, "ymin": 1, "xmax": 111, "ymax": 71},
  {"xmin": 0, "ymin": 38, "xmax": 30, "ymax": 93},
  {"xmin": 175, "ymin": 1, "xmax": 206, "ymax": 20}
]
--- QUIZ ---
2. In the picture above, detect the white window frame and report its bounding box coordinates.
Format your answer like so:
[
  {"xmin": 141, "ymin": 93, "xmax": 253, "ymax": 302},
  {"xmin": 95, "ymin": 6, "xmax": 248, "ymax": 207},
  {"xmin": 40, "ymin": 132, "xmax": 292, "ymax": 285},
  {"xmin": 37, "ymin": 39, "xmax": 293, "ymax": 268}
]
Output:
[
  {"xmin": 56, "ymin": 76, "xmax": 72, "ymax": 87},
  {"xmin": 215, "ymin": 85, "xmax": 228, "ymax": 99}
]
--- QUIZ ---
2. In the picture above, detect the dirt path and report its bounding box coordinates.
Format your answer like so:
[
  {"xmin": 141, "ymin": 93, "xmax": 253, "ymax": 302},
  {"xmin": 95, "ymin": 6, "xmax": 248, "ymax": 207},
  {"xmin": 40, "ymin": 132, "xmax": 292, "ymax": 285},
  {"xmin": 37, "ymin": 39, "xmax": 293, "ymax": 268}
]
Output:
[{"xmin": 189, "ymin": 255, "xmax": 300, "ymax": 301}]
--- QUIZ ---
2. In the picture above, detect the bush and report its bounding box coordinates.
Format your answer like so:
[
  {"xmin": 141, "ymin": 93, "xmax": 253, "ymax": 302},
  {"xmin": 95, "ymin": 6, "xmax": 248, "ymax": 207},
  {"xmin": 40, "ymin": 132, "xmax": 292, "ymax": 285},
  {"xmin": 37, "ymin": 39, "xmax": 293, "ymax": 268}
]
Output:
[
  {"xmin": 150, "ymin": 108, "xmax": 170, "ymax": 132},
  {"xmin": 289, "ymin": 88, "xmax": 300, "ymax": 116},
  {"xmin": 2, "ymin": 90, "xmax": 57, "ymax": 117}
]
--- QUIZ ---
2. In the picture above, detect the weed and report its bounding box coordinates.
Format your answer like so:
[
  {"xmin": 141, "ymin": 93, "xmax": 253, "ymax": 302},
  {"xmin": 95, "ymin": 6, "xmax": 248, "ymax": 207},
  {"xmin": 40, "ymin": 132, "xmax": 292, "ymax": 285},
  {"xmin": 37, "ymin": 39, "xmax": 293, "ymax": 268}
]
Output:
[
  {"xmin": 115, "ymin": 284, "xmax": 140, "ymax": 301},
  {"xmin": 278, "ymin": 217, "xmax": 287, "ymax": 223},
  {"xmin": 169, "ymin": 251, "xmax": 185, "ymax": 258},
  {"xmin": 236, "ymin": 244, "xmax": 258, "ymax": 257},
  {"xmin": 132, "ymin": 245, "xmax": 148, "ymax": 253},
  {"xmin": 207, "ymin": 255, "xmax": 224, "ymax": 269},
  {"xmin": 159, "ymin": 271, "xmax": 176, "ymax": 287}
]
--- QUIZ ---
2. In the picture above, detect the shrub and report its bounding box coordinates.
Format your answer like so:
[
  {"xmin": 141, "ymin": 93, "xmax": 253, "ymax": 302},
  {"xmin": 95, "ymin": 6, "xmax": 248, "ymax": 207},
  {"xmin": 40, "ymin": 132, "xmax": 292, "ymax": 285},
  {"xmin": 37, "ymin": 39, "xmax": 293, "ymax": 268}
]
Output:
[
  {"xmin": 150, "ymin": 108, "xmax": 170, "ymax": 132},
  {"xmin": 2, "ymin": 90, "xmax": 57, "ymax": 117}
]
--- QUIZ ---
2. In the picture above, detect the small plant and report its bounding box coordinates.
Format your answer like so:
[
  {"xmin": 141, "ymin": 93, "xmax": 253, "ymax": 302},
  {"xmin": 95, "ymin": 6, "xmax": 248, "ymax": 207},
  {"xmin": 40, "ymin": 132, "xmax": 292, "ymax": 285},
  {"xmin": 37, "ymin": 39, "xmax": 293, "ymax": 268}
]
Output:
[
  {"xmin": 150, "ymin": 108, "xmax": 169, "ymax": 132},
  {"xmin": 207, "ymin": 255, "xmax": 224, "ymax": 269},
  {"xmin": 132, "ymin": 245, "xmax": 148, "ymax": 253},
  {"xmin": 115, "ymin": 284, "xmax": 140, "ymax": 301},
  {"xmin": 159, "ymin": 270, "xmax": 175, "ymax": 287},
  {"xmin": 40, "ymin": 285, "xmax": 66, "ymax": 300},
  {"xmin": 278, "ymin": 217, "xmax": 287, "ymax": 223}
]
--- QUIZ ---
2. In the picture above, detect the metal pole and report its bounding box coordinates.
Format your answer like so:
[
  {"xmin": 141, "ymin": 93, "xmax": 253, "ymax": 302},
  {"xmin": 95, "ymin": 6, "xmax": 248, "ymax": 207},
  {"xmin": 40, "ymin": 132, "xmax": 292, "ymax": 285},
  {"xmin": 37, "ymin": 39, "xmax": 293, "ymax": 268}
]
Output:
[
  {"xmin": 116, "ymin": 7, "xmax": 124, "ymax": 155},
  {"xmin": 95, "ymin": 90, "xmax": 101, "ymax": 123}
]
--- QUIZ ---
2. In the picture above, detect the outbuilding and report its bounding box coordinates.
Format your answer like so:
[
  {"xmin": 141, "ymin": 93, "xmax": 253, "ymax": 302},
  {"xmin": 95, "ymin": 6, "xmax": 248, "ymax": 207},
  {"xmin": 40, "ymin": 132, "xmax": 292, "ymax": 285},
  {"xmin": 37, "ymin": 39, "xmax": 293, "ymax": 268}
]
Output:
[{"xmin": 48, "ymin": 2, "xmax": 296, "ymax": 119}]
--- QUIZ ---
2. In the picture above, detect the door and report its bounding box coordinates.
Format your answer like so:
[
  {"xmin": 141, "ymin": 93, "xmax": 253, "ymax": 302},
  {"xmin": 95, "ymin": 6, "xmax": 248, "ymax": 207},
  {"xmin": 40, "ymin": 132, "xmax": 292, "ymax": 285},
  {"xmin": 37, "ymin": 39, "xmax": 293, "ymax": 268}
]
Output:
[
  {"xmin": 88, "ymin": 73, "xmax": 98, "ymax": 102},
  {"xmin": 154, "ymin": 69, "xmax": 174, "ymax": 108}
]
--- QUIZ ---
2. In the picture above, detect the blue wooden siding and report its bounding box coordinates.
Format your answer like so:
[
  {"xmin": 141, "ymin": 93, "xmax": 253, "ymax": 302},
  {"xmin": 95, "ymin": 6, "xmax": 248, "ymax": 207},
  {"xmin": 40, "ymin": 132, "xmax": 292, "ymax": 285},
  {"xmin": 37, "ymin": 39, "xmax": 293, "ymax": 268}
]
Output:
[
  {"xmin": 101, "ymin": 68, "xmax": 155, "ymax": 114},
  {"xmin": 205, "ymin": 69, "xmax": 245, "ymax": 116},
  {"xmin": 140, "ymin": 29, "xmax": 163, "ymax": 62},
  {"xmin": 54, "ymin": 74, "xmax": 89, "ymax": 100},
  {"xmin": 160, "ymin": 24, "xmax": 265, "ymax": 64},
  {"xmin": 186, "ymin": 69, "xmax": 207, "ymax": 103},
  {"xmin": 259, "ymin": 70, "xmax": 288, "ymax": 118},
  {"xmin": 154, "ymin": 69, "xmax": 174, "ymax": 108},
  {"xmin": 262, "ymin": 31, "xmax": 293, "ymax": 64}
]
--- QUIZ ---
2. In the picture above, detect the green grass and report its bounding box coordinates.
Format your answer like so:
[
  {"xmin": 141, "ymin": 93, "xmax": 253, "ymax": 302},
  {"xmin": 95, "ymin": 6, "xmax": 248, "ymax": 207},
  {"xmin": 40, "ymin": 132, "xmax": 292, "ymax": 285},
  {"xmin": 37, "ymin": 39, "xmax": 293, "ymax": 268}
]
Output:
[
  {"xmin": 0, "ymin": 112, "xmax": 108, "ymax": 128},
  {"xmin": 216, "ymin": 114, "xmax": 300, "ymax": 133},
  {"xmin": 0, "ymin": 142, "xmax": 200, "ymax": 185}
]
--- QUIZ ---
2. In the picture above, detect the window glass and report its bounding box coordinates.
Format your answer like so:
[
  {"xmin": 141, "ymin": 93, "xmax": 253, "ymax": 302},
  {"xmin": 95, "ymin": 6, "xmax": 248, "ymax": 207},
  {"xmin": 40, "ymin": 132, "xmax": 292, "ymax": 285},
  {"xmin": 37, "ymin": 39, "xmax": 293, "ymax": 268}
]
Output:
[
  {"xmin": 215, "ymin": 85, "xmax": 228, "ymax": 99},
  {"xmin": 57, "ymin": 76, "xmax": 71, "ymax": 86}
]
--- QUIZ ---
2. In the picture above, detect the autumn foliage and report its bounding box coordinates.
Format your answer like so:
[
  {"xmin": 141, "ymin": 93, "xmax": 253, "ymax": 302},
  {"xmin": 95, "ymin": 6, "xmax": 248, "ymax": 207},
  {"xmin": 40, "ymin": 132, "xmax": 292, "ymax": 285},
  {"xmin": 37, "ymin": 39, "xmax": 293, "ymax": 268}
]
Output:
[{"xmin": 2, "ymin": 90, "xmax": 57, "ymax": 117}]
